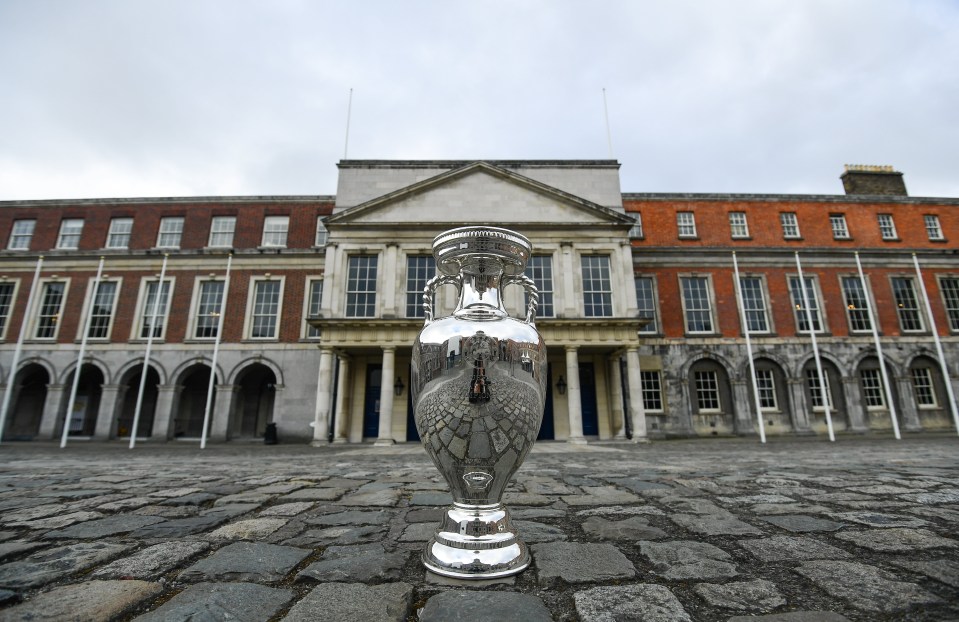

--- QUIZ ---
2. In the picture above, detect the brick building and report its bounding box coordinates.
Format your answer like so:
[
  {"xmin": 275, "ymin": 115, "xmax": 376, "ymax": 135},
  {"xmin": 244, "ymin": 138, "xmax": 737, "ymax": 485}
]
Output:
[{"xmin": 0, "ymin": 161, "xmax": 956, "ymax": 445}]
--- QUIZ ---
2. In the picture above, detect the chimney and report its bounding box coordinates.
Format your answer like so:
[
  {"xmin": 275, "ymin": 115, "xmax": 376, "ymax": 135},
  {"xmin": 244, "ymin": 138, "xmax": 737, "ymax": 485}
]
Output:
[{"xmin": 840, "ymin": 164, "xmax": 907, "ymax": 196}]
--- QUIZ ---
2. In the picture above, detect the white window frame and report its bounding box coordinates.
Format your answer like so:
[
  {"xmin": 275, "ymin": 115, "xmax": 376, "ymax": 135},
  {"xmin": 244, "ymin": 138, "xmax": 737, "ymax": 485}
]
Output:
[
  {"xmin": 841, "ymin": 275, "xmax": 874, "ymax": 333},
  {"xmin": 57, "ymin": 219, "xmax": 84, "ymax": 250},
  {"xmin": 156, "ymin": 217, "xmax": 184, "ymax": 249},
  {"xmin": 679, "ymin": 274, "xmax": 716, "ymax": 334},
  {"xmin": 581, "ymin": 255, "xmax": 614, "ymax": 317},
  {"xmin": 860, "ymin": 368, "xmax": 886, "ymax": 409},
  {"xmin": 737, "ymin": 274, "xmax": 772, "ymax": 334},
  {"xmin": 938, "ymin": 275, "xmax": 959, "ymax": 333},
  {"xmin": 345, "ymin": 255, "xmax": 378, "ymax": 318},
  {"xmin": 830, "ymin": 214, "xmax": 850, "ymax": 240},
  {"xmin": 805, "ymin": 368, "xmax": 834, "ymax": 411},
  {"xmin": 694, "ymin": 370, "xmax": 722, "ymax": 413},
  {"xmin": 261, "ymin": 216, "xmax": 290, "ymax": 248},
  {"xmin": 635, "ymin": 275, "xmax": 660, "ymax": 334},
  {"xmin": 788, "ymin": 274, "xmax": 826, "ymax": 334},
  {"xmin": 755, "ymin": 368, "xmax": 779, "ymax": 411},
  {"xmin": 877, "ymin": 214, "xmax": 898, "ymax": 240},
  {"xmin": 405, "ymin": 255, "xmax": 436, "ymax": 319},
  {"xmin": 729, "ymin": 212, "xmax": 749, "ymax": 238},
  {"xmin": 303, "ymin": 276, "xmax": 324, "ymax": 339},
  {"xmin": 780, "ymin": 212, "xmax": 801, "ymax": 239},
  {"xmin": 106, "ymin": 218, "xmax": 133, "ymax": 249},
  {"xmin": 640, "ymin": 370, "xmax": 664, "ymax": 412},
  {"xmin": 187, "ymin": 277, "xmax": 227, "ymax": 341},
  {"xmin": 244, "ymin": 276, "xmax": 285, "ymax": 340},
  {"xmin": 525, "ymin": 254, "xmax": 555, "ymax": 319},
  {"xmin": 677, "ymin": 212, "xmax": 697, "ymax": 238},
  {"xmin": 77, "ymin": 277, "xmax": 121, "ymax": 341},
  {"xmin": 911, "ymin": 367, "xmax": 938, "ymax": 409},
  {"xmin": 628, "ymin": 214, "xmax": 644, "ymax": 239},
  {"xmin": 315, "ymin": 218, "xmax": 329, "ymax": 247},
  {"xmin": 30, "ymin": 278, "xmax": 71, "ymax": 340},
  {"xmin": 924, "ymin": 215, "xmax": 944, "ymax": 241},
  {"xmin": 133, "ymin": 277, "xmax": 175, "ymax": 341},
  {"xmin": 0, "ymin": 279, "xmax": 22, "ymax": 340},
  {"xmin": 208, "ymin": 216, "xmax": 236, "ymax": 248},
  {"xmin": 890, "ymin": 276, "xmax": 925, "ymax": 333},
  {"xmin": 8, "ymin": 220, "xmax": 36, "ymax": 251}
]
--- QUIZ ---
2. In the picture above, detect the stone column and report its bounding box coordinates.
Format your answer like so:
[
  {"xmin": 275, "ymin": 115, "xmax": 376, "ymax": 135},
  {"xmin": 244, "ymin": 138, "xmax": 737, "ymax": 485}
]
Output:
[
  {"xmin": 382, "ymin": 243, "xmax": 398, "ymax": 318},
  {"xmin": 333, "ymin": 354, "xmax": 351, "ymax": 444},
  {"xmin": 313, "ymin": 347, "xmax": 335, "ymax": 445},
  {"xmin": 38, "ymin": 383, "xmax": 65, "ymax": 440},
  {"xmin": 625, "ymin": 348, "xmax": 647, "ymax": 441},
  {"xmin": 375, "ymin": 346, "xmax": 396, "ymax": 446},
  {"xmin": 608, "ymin": 355, "xmax": 626, "ymax": 439},
  {"xmin": 321, "ymin": 243, "xmax": 339, "ymax": 316},
  {"xmin": 151, "ymin": 384, "xmax": 178, "ymax": 440},
  {"xmin": 93, "ymin": 384, "xmax": 122, "ymax": 440},
  {"xmin": 560, "ymin": 242, "xmax": 576, "ymax": 318},
  {"xmin": 620, "ymin": 241, "xmax": 639, "ymax": 317},
  {"xmin": 843, "ymin": 376, "xmax": 869, "ymax": 433},
  {"xmin": 896, "ymin": 376, "xmax": 923, "ymax": 432},
  {"xmin": 565, "ymin": 346, "xmax": 586, "ymax": 444},
  {"xmin": 208, "ymin": 384, "xmax": 235, "ymax": 442},
  {"xmin": 787, "ymin": 378, "xmax": 813, "ymax": 433}
]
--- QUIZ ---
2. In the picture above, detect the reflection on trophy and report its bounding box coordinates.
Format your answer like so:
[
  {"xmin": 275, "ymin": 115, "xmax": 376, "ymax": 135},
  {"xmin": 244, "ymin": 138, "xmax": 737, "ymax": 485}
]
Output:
[{"xmin": 411, "ymin": 226, "xmax": 547, "ymax": 579}]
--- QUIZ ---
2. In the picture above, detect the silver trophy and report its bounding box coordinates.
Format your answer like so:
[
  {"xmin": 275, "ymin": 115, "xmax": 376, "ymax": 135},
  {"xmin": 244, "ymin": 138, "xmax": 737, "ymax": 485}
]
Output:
[{"xmin": 411, "ymin": 226, "xmax": 547, "ymax": 579}]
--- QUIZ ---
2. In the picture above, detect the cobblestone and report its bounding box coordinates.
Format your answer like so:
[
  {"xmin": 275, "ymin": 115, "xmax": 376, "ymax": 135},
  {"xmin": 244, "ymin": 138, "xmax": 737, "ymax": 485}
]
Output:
[{"xmin": 0, "ymin": 436, "xmax": 956, "ymax": 621}]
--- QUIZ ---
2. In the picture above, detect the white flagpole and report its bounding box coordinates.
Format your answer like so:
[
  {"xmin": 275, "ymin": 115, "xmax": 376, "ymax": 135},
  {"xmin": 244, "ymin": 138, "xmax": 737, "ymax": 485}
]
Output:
[
  {"xmin": 130, "ymin": 254, "xmax": 168, "ymax": 449},
  {"xmin": 855, "ymin": 251, "xmax": 900, "ymax": 439},
  {"xmin": 912, "ymin": 253, "xmax": 959, "ymax": 436},
  {"xmin": 732, "ymin": 252, "xmax": 766, "ymax": 443},
  {"xmin": 795, "ymin": 252, "xmax": 835, "ymax": 441},
  {"xmin": 0, "ymin": 255, "xmax": 44, "ymax": 444},
  {"xmin": 61, "ymin": 256, "xmax": 106, "ymax": 448},
  {"xmin": 200, "ymin": 253, "xmax": 232, "ymax": 449}
]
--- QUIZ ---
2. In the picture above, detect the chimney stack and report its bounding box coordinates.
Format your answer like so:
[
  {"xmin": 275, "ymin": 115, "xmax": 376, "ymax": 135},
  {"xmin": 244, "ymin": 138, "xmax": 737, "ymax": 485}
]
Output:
[{"xmin": 840, "ymin": 164, "xmax": 907, "ymax": 196}]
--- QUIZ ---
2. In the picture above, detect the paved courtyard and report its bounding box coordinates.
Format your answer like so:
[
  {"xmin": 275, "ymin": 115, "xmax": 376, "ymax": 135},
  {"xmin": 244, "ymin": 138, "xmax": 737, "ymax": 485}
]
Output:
[{"xmin": 0, "ymin": 435, "xmax": 957, "ymax": 621}]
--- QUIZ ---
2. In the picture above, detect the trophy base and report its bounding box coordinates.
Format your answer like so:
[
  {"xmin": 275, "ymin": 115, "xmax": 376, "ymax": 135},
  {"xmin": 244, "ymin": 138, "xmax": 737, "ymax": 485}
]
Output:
[{"xmin": 422, "ymin": 502, "xmax": 530, "ymax": 579}]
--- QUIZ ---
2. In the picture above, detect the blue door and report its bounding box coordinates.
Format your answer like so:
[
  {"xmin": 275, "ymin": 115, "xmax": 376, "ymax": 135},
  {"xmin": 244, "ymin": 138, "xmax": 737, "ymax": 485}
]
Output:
[
  {"xmin": 405, "ymin": 366, "xmax": 419, "ymax": 442},
  {"xmin": 362, "ymin": 365, "xmax": 382, "ymax": 439},
  {"xmin": 537, "ymin": 363, "xmax": 555, "ymax": 440},
  {"xmin": 579, "ymin": 363, "xmax": 599, "ymax": 436}
]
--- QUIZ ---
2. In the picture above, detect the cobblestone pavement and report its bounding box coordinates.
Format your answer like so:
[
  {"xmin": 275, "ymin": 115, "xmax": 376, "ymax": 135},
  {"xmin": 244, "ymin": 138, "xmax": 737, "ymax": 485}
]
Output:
[{"xmin": 0, "ymin": 435, "xmax": 957, "ymax": 621}]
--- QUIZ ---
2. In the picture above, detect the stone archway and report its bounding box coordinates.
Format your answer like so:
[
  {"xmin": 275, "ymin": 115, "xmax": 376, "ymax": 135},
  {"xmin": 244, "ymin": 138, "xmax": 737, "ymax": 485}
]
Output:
[
  {"xmin": 4, "ymin": 363, "xmax": 49, "ymax": 440},
  {"xmin": 116, "ymin": 365, "xmax": 161, "ymax": 438},
  {"xmin": 748, "ymin": 358, "xmax": 792, "ymax": 433},
  {"xmin": 801, "ymin": 358, "xmax": 848, "ymax": 433},
  {"xmin": 687, "ymin": 358, "xmax": 735, "ymax": 436},
  {"xmin": 61, "ymin": 364, "xmax": 105, "ymax": 437},
  {"xmin": 231, "ymin": 363, "xmax": 277, "ymax": 439},
  {"xmin": 173, "ymin": 364, "xmax": 216, "ymax": 438}
]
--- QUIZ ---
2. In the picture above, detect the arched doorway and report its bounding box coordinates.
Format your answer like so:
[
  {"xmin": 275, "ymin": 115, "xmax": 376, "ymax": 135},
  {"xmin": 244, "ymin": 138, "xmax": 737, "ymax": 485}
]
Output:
[
  {"xmin": 908, "ymin": 356, "xmax": 950, "ymax": 430},
  {"xmin": 857, "ymin": 357, "xmax": 900, "ymax": 432},
  {"xmin": 173, "ymin": 364, "xmax": 215, "ymax": 438},
  {"xmin": 362, "ymin": 365, "xmax": 382, "ymax": 439},
  {"xmin": 232, "ymin": 363, "xmax": 276, "ymax": 439},
  {"xmin": 61, "ymin": 364, "xmax": 104, "ymax": 437},
  {"xmin": 688, "ymin": 359, "xmax": 735, "ymax": 436},
  {"xmin": 802, "ymin": 358, "xmax": 848, "ymax": 432},
  {"xmin": 117, "ymin": 365, "xmax": 160, "ymax": 438},
  {"xmin": 748, "ymin": 358, "xmax": 792, "ymax": 433},
  {"xmin": 5, "ymin": 364, "xmax": 49, "ymax": 440}
]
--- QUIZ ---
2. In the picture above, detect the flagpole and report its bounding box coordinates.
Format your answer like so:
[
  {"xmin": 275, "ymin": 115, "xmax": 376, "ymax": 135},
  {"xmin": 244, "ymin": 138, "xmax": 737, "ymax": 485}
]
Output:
[
  {"xmin": 0, "ymin": 256, "xmax": 44, "ymax": 444},
  {"xmin": 855, "ymin": 251, "xmax": 900, "ymax": 439},
  {"xmin": 732, "ymin": 252, "xmax": 766, "ymax": 443},
  {"xmin": 200, "ymin": 253, "xmax": 232, "ymax": 449},
  {"xmin": 912, "ymin": 253, "xmax": 959, "ymax": 435},
  {"xmin": 130, "ymin": 254, "xmax": 168, "ymax": 449},
  {"xmin": 795, "ymin": 252, "xmax": 835, "ymax": 441},
  {"xmin": 61, "ymin": 256, "xmax": 106, "ymax": 448}
]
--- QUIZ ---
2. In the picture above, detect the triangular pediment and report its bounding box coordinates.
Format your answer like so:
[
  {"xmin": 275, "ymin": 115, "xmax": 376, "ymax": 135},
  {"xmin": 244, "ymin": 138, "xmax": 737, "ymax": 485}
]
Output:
[{"xmin": 326, "ymin": 161, "xmax": 633, "ymax": 227}]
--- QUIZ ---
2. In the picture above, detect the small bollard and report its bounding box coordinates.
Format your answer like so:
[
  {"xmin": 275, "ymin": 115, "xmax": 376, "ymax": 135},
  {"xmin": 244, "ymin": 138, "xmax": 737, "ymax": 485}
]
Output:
[{"xmin": 264, "ymin": 422, "xmax": 278, "ymax": 445}]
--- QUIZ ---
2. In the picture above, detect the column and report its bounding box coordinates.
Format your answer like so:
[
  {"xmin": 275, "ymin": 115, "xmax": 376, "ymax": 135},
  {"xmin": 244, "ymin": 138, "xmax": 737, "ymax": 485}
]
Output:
[
  {"xmin": 333, "ymin": 354, "xmax": 351, "ymax": 443},
  {"xmin": 565, "ymin": 346, "xmax": 586, "ymax": 444},
  {"xmin": 151, "ymin": 384, "xmax": 178, "ymax": 440},
  {"xmin": 321, "ymin": 243, "xmax": 339, "ymax": 316},
  {"xmin": 896, "ymin": 376, "xmax": 923, "ymax": 432},
  {"xmin": 93, "ymin": 384, "xmax": 122, "ymax": 440},
  {"xmin": 625, "ymin": 348, "xmax": 647, "ymax": 441},
  {"xmin": 382, "ymin": 243, "xmax": 398, "ymax": 318},
  {"xmin": 375, "ymin": 346, "xmax": 396, "ymax": 446},
  {"xmin": 620, "ymin": 241, "xmax": 639, "ymax": 317},
  {"xmin": 209, "ymin": 385, "xmax": 235, "ymax": 442},
  {"xmin": 609, "ymin": 355, "xmax": 627, "ymax": 439},
  {"xmin": 561, "ymin": 242, "xmax": 576, "ymax": 318},
  {"xmin": 38, "ymin": 383, "xmax": 65, "ymax": 439},
  {"xmin": 731, "ymin": 379, "xmax": 753, "ymax": 434},
  {"xmin": 843, "ymin": 376, "xmax": 869, "ymax": 433},
  {"xmin": 787, "ymin": 378, "xmax": 813, "ymax": 434},
  {"xmin": 313, "ymin": 347, "xmax": 335, "ymax": 445}
]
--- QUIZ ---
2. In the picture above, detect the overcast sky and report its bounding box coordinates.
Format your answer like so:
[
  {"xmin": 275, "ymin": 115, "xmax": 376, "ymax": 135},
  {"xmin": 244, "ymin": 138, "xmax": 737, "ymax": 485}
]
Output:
[{"xmin": 1, "ymin": 1, "xmax": 957, "ymax": 201}]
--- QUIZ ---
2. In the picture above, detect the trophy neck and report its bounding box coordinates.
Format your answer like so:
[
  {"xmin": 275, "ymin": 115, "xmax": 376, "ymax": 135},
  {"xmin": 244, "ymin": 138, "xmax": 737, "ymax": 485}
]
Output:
[{"xmin": 454, "ymin": 271, "xmax": 508, "ymax": 320}]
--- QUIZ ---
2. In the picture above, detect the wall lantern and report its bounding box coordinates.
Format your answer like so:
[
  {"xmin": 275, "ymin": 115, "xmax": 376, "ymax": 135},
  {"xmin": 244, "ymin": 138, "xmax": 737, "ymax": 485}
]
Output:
[
  {"xmin": 556, "ymin": 375, "xmax": 567, "ymax": 395},
  {"xmin": 394, "ymin": 377, "xmax": 405, "ymax": 396}
]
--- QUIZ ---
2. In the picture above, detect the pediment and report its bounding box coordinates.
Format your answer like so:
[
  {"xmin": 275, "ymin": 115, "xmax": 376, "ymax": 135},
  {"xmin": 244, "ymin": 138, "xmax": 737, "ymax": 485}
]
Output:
[{"xmin": 326, "ymin": 162, "xmax": 633, "ymax": 227}]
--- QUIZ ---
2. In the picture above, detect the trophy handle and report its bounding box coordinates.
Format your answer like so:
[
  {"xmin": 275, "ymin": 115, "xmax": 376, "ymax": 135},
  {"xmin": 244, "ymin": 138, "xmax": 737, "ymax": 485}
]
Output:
[
  {"xmin": 423, "ymin": 274, "xmax": 461, "ymax": 326},
  {"xmin": 504, "ymin": 274, "xmax": 539, "ymax": 326}
]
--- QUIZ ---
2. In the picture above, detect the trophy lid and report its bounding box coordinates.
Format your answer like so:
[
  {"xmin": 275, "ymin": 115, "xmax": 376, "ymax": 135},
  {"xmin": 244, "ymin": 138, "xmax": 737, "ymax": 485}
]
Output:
[{"xmin": 432, "ymin": 227, "xmax": 532, "ymax": 277}]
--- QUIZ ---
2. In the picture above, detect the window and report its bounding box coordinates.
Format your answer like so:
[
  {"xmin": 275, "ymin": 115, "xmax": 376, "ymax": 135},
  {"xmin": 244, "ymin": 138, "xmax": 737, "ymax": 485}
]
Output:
[
  {"xmin": 139, "ymin": 280, "xmax": 172, "ymax": 339},
  {"xmin": 738, "ymin": 276, "xmax": 769, "ymax": 333},
  {"xmin": 940, "ymin": 276, "xmax": 959, "ymax": 331},
  {"xmin": 680, "ymin": 276, "xmax": 714, "ymax": 333},
  {"xmin": 209, "ymin": 216, "xmax": 236, "ymax": 248},
  {"xmin": 729, "ymin": 212, "xmax": 749, "ymax": 238},
  {"xmin": 262, "ymin": 216, "xmax": 289, "ymax": 247},
  {"xmin": 677, "ymin": 212, "xmax": 697, "ymax": 238},
  {"xmin": 924, "ymin": 215, "xmax": 944, "ymax": 241},
  {"xmin": 911, "ymin": 367, "xmax": 937, "ymax": 408},
  {"xmin": 156, "ymin": 217, "xmax": 184, "ymax": 248},
  {"xmin": 8, "ymin": 220, "xmax": 35, "ymax": 250},
  {"xmin": 194, "ymin": 281, "xmax": 225, "ymax": 339},
  {"xmin": 628, "ymin": 215, "xmax": 643, "ymax": 239},
  {"xmin": 86, "ymin": 281, "xmax": 118, "ymax": 339},
  {"xmin": 830, "ymin": 214, "xmax": 850, "ymax": 239},
  {"xmin": 780, "ymin": 212, "xmax": 800, "ymax": 239},
  {"xmin": 315, "ymin": 218, "xmax": 329, "ymax": 247},
  {"xmin": 346, "ymin": 255, "xmax": 378, "ymax": 317},
  {"xmin": 0, "ymin": 282, "xmax": 15, "ymax": 338},
  {"xmin": 640, "ymin": 370, "xmax": 663, "ymax": 411},
  {"xmin": 406, "ymin": 255, "xmax": 436, "ymax": 318},
  {"xmin": 805, "ymin": 368, "xmax": 833, "ymax": 410},
  {"xmin": 581, "ymin": 255, "xmax": 612, "ymax": 317},
  {"xmin": 891, "ymin": 277, "xmax": 924, "ymax": 332},
  {"xmin": 57, "ymin": 219, "xmax": 83, "ymax": 249},
  {"xmin": 525, "ymin": 255, "xmax": 554, "ymax": 318},
  {"xmin": 35, "ymin": 282, "xmax": 66, "ymax": 339},
  {"xmin": 106, "ymin": 218, "xmax": 133, "ymax": 249},
  {"xmin": 635, "ymin": 276, "xmax": 658, "ymax": 333},
  {"xmin": 250, "ymin": 279, "xmax": 282, "ymax": 339},
  {"xmin": 694, "ymin": 371, "xmax": 721, "ymax": 411},
  {"xmin": 788, "ymin": 276, "xmax": 823, "ymax": 333},
  {"xmin": 306, "ymin": 278, "xmax": 323, "ymax": 338},
  {"xmin": 860, "ymin": 368, "xmax": 886, "ymax": 409},
  {"xmin": 878, "ymin": 214, "xmax": 898, "ymax": 240},
  {"xmin": 755, "ymin": 369, "xmax": 778, "ymax": 411},
  {"xmin": 841, "ymin": 276, "xmax": 872, "ymax": 332}
]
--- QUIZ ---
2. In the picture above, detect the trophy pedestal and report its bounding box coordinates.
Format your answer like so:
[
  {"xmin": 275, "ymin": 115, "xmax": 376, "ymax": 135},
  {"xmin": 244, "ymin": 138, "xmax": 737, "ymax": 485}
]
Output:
[{"xmin": 422, "ymin": 502, "xmax": 530, "ymax": 579}]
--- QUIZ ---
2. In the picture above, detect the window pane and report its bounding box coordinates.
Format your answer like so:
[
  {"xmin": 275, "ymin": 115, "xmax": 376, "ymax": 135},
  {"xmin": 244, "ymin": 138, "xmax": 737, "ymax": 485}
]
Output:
[
  {"xmin": 581, "ymin": 256, "xmax": 612, "ymax": 317},
  {"xmin": 739, "ymin": 276, "xmax": 768, "ymax": 332},
  {"xmin": 628, "ymin": 215, "xmax": 643, "ymax": 238},
  {"xmin": 891, "ymin": 277, "xmax": 923, "ymax": 332},
  {"xmin": 87, "ymin": 281, "xmax": 117, "ymax": 338},
  {"xmin": 695, "ymin": 370, "xmax": 720, "ymax": 411},
  {"xmin": 9, "ymin": 220, "xmax": 36, "ymax": 250},
  {"xmin": 924, "ymin": 215, "xmax": 943, "ymax": 240},
  {"xmin": 911, "ymin": 367, "xmax": 937, "ymax": 407},
  {"xmin": 157, "ymin": 217, "xmax": 184, "ymax": 248},
  {"xmin": 780, "ymin": 213, "xmax": 800, "ymax": 238},
  {"xmin": 789, "ymin": 276, "xmax": 822, "ymax": 332},
  {"xmin": 315, "ymin": 219, "xmax": 329, "ymax": 246},
  {"xmin": 107, "ymin": 218, "xmax": 133, "ymax": 249},
  {"xmin": 755, "ymin": 369, "xmax": 777, "ymax": 410},
  {"xmin": 830, "ymin": 215, "xmax": 849, "ymax": 239},
  {"xmin": 306, "ymin": 279, "xmax": 323, "ymax": 338},
  {"xmin": 878, "ymin": 214, "xmax": 897, "ymax": 240},
  {"xmin": 681, "ymin": 276, "xmax": 713, "ymax": 332},
  {"xmin": 262, "ymin": 216, "xmax": 289, "ymax": 247},
  {"xmin": 677, "ymin": 212, "xmax": 697, "ymax": 237},
  {"xmin": 0, "ymin": 283, "xmax": 15, "ymax": 334},
  {"xmin": 57, "ymin": 219, "xmax": 84, "ymax": 249},
  {"xmin": 860, "ymin": 368, "xmax": 886, "ymax": 408},
  {"xmin": 941, "ymin": 277, "xmax": 959, "ymax": 331},
  {"xmin": 36, "ymin": 282, "xmax": 65, "ymax": 338},
  {"xmin": 209, "ymin": 217, "xmax": 236, "ymax": 247},
  {"xmin": 346, "ymin": 256, "xmax": 378, "ymax": 317},
  {"xmin": 842, "ymin": 277, "xmax": 872, "ymax": 331},
  {"xmin": 640, "ymin": 370, "xmax": 663, "ymax": 411},
  {"xmin": 406, "ymin": 256, "xmax": 436, "ymax": 318},
  {"xmin": 251, "ymin": 280, "xmax": 281, "ymax": 338},
  {"xmin": 195, "ymin": 281, "xmax": 225, "ymax": 338},
  {"xmin": 729, "ymin": 212, "xmax": 749, "ymax": 238},
  {"xmin": 140, "ymin": 281, "xmax": 171, "ymax": 339},
  {"xmin": 805, "ymin": 368, "xmax": 833, "ymax": 409},
  {"xmin": 525, "ymin": 255, "xmax": 554, "ymax": 318},
  {"xmin": 635, "ymin": 276, "xmax": 657, "ymax": 333}
]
